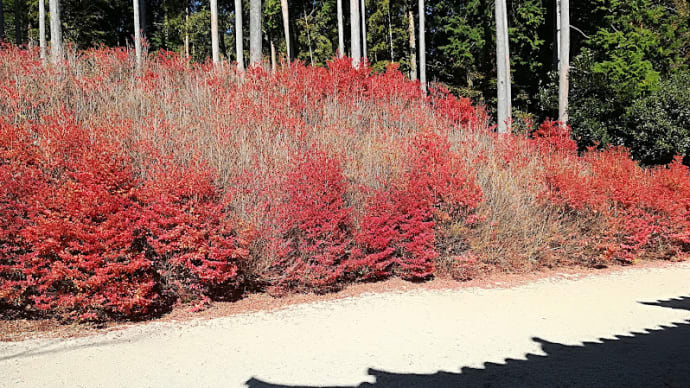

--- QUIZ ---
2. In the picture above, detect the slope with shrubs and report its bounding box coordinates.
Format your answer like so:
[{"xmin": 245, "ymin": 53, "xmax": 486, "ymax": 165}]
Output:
[{"xmin": 0, "ymin": 46, "xmax": 688, "ymax": 322}]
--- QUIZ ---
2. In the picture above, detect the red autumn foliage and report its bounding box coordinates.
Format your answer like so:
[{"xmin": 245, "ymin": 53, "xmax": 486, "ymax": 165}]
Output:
[
  {"xmin": 267, "ymin": 149, "xmax": 353, "ymax": 293},
  {"xmin": 350, "ymin": 132, "xmax": 483, "ymax": 280},
  {"xmin": 531, "ymin": 119, "xmax": 578, "ymax": 154},
  {"xmin": 0, "ymin": 114, "xmax": 250, "ymax": 321},
  {"xmin": 1, "ymin": 46, "xmax": 689, "ymax": 322},
  {"xmin": 537, "ymin": 128, "xmax": 690, "ymax": 265}
]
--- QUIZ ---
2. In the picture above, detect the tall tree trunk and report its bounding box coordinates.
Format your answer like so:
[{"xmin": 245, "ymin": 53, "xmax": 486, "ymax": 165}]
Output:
[
  {"xmin": 133, "ymin": 0, "xmax": 142, "ymax": 67},
  {"xmin": 503, "ymin": 0, "xmax": 511, "ymax": 119},
  {"xmin": 163, "ymin": 11, "xmax": 170, "ymax": 49},
  {"xmin": 361, "ymin": 0, "xmax": 367, "ymax": 59},
  {"xmin": 184, "ymin": 3, "xmax": 190, "ymax": 58},
  {"xmin": 270, "ymin": 37, "xmax": 277, "ymax": 71},
  {"xmin": 387, "ymin": 0, "xmax": 393, "ymax": 61},
  {"xmin": 249, "ymin": 0, "xmax": 262, "ymax": 66},
  {"xmin": 49, "ymin": 0, "xmax": 62, "ymax": 64},
  {"xmin": 495, "ymin": 0, "xmax": 511, "ymax": 133},
  {"xmin": 408, "ymin": 9, "xmax": 417, "ymax": 80},
  {"xmin": 14, "ymin": 0, "xmax": 23, "ymax": 44},
  {"xmin": 336, "ymin": 0, "xmax": 344, "ymax": 57},
  {"xmin": 235, "ymin": 0, "xmax": 245, "ymax": 70},
  {"xmin": 211, "ymin": 0, "xmax": 220, "ymax": 64},
  {"xmin": 280, "ymin": 0, "xmax": 291, "ymax": 60},
  {"xmin": 558, "ymin": 0, "xmax": 569, "ymax": 125},
  {"xmin": 27, "ymin": 21, "xmax": 33, "ymax": 48},
  {"xmin": 39, "ymin": 0, "xmax": 46, "ymax": 60},
  {"xmin": 350, "ymin": 0, "xmax": 361, "ymax": 67},
  {"xmin": 553, "ymin": 0, "xmax": 561, "ymax": 69},
  {"xmin": 418, "ymin": 0, "xmax": 426, "ymax": 93}
]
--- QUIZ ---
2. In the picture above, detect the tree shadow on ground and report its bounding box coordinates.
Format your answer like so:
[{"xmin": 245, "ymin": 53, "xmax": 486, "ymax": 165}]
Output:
[
  {"xmin": 246, "ymin": 296, "xmax": 690, "ymax": 388},
  {"xmin": 641, "ymin": 295, "xmax": 690, "ymax": 312}
]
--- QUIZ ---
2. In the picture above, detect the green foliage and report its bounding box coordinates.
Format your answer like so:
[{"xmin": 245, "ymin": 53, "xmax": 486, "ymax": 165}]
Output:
[
  {"xmin": 625, "ymin": 72, "xmax": 690, "ymax": 163},
  {"xmin": 567, "ymin": 49, "xmax": 624, "ymax": 148},
  {"xmin": 428, "ymin": 0, "xmax": 491, "ymax": 99},
  {"xmin": 586, "ymin": 0, "xmax": 686, "ymax": 98},
  {"xmin": 366, "ymin": 0, "xmax": 409, "ymax": 73},
  {"xmin": 565, "ymin": 0, "xmax": 690, "ymax": 163},
  {"xmin": 508, "ymin": 0, "xmax": 546, "ymax": 110},
  {"xmin": 147, "ymin": 0, "xmax": 188, "ymax": 53},
  {"xmin": 296, "ymin": 0, "xmax": 335, "ymax": 65},
  {"xmin": 264, "ymin": 0, "xmax": 283, "ymax": 56},
  {"xmin": 427, "ymin": 0, "xmax": 547, "ymax": 115}
]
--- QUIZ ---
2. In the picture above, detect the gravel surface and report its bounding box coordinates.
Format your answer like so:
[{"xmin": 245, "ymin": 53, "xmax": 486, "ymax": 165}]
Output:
[{"xmin": 2, "ymin": 263, "xmax": 690, "ymax": 387}]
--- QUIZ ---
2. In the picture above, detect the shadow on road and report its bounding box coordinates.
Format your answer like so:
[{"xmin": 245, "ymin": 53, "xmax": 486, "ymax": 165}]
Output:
[
  {"xmin": 641, "ymin": 295, "xmax": 690, "ymax": 312},
  {"xmin": 246, "ymin": 296, "xmax": 690, "ymax": 387}
]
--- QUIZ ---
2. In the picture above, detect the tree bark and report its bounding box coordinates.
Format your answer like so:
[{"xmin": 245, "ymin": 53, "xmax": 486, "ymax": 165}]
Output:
[
  {"xmin": 503, "ymin": 0, "xmax": 511, "ymax": 121},
  {"xmin": 270, "ymin": 36, "xmax": 277, "ymax": 71},
  {"xmin": 27, "ymin": 19, "xmax": 33, "ymax": 49},
  {"xmin": 418, "ymin": 0, "xmax": 426, "ymax": 93},
  {"xmin": 39, "ymin": 0, "xmax": 47, "ymax": 60},
  {"xmin": 280, "ymin": 0, "xmax": 291, "ymax": 60},
  {"xmin": 336, "ymin": 0, "xmax": 344, "ymax": 57},
  {"xmin": 558, "ymin": 0, "xmax": 570, "ymax": 125},
  {"xmin": 185, "ymin": 2, "xmax": 190, "ymax": 58},
  {"xmin": 211, "ymin": 0, "xmax": 220, "ymax": 64},
  {"xmin": 408, "ymin": 9, "xmax": 417, "ymax": 80},
  {"xmin": 49, "ymin": 0, "xmax": 62, "ymax": 64},
  {"xmin": 235, "ymin": 0, "xmax": 245, "ymax": 70},
  {"xmin": 249, "ymin": 0, "xmax": 262, "ymax": 66},
  {"xmin": 350, "ymin": 0, "xmax": 361, "ymax": 67},
  {"xmin": 163, "ymin": 10, "xmax": 169, "ymax": 49},
  {"xmin": 387, "ymin": 0, "xmax": 393, "ymax": 61},
  {"xmin": 495, "ymin": 0, "xmax": 511, "ymax": 133},
  {"xmin": 133, "ymin": 0, "xmax": 142, "ymax": 67},
  {"xmin": 553, "ymin": 0, "xmax": 561, "ymax": 69},
  {"xmin": 361, "ymin": 0, "xmax": 367, "ymax": 59}
]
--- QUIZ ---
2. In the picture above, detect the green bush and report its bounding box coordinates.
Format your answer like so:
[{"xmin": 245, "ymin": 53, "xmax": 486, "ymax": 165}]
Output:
[{"xmin": 625, "ymin": 73, "xmax": 690, "ymax": 164}]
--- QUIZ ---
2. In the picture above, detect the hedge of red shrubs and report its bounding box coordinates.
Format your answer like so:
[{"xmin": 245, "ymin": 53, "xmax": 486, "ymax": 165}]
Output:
[
  {"xmin": 536, "ymin": 121, "xmax": 690, "ymax": 266},
  {"xmin": 0, "ymin": 114, "xmax": 252, "ymax": 321},
  {"xmin": 1, "ymin": 47, "xmax": 689, "ymax": 322}
]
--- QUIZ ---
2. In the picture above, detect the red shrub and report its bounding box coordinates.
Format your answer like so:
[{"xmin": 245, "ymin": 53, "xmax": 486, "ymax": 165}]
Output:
[
  {"xmin": 0, "ymin": 117, "xmax": 163, "ymax": 320},
  {"xmin": 135, "ymin": 154, "xmax": 252, "ymax": 298},
  {"xmin": 532, "ymin": 119, "xmax": 578, "ymax": 155},
  {"xmin": 267, "ymin": 148, "xmax": 354, "ymax": 293},
  {"xmin": 430, "ymin": 85, "xmax": 488, "ymax": 130},
  {"xmin": 0, "ymin": 115, "xmax": 251, "ymax": 321},
  {"xmin": 350, "ymin": 132, "xmax": 483, "ymax": 280},
  {"xmin": 541, "ymin": 140, "xmax": 690, "ymax": 264},
  {"xmin": 4, "ymin": 45, "xmax": 688, "ymax": 322}
]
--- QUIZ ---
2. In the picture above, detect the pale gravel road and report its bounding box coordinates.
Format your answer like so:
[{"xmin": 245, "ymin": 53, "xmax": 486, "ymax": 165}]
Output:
[{"xmin": 2, "ymin": 263, "xmax": 690, "ymax": 388}]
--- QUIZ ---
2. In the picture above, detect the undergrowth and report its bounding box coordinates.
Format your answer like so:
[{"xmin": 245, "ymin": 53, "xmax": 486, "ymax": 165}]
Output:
[{"xmin": 1, "ymin": 46, "xmax": 688, "ymax": 321}]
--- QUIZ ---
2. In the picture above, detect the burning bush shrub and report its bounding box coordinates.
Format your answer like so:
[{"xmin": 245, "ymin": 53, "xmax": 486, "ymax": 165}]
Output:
[{"xmin": 266, "ymin": 148, "xmax": 354, "ymax": 293}]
